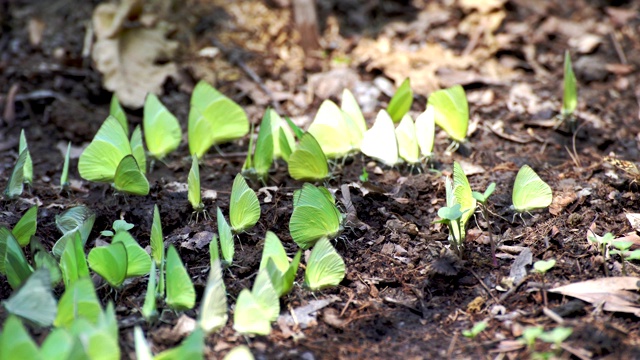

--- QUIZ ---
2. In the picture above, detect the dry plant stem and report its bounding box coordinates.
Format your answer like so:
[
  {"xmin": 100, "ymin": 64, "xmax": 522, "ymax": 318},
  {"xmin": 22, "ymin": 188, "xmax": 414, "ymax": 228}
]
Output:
[
  {"xmin": 540, "ymin": 275, "xmax": 548, "ymax": 308},
  {"xmin": 480, "ymin": 205, "xmax": 497, "ymax": 267}
]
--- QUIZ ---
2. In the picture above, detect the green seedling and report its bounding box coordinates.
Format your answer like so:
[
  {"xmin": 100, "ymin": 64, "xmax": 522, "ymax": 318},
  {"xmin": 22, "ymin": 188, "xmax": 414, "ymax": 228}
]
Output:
[
  {"xmin": 150, "ymin": 204, "xmax": 165, "ymax": 296},
  {"xmin": 259, "ymin": 231, "xmax": 302, "ymax": 296},
  {"xmin": 434, "ymin": 203, "xmax": 467, "ymax": 258},
  {"xmin": 142, "ymin": 262, "xmax": 157, "ymax": 321},
  {"xmin": 290, "ymin": 183, "xmax": 343, "ymax": 249},
  {"xmin": 287, "ymin": 132, "xmax": 329, "ymax": 181},
  {"xmin": 19, "ymin": 129, "xmax": 33, "ymax": 185},
  {"xmin": 611, "ymin": 241, "xmax": 633, "ymax": 276},
  {"xmin": 511, "ymin": 165, "xmax": 552, "ymax": 220},
  {"xmin": 625, "ymin": 249, "xmax": 640, "ymax": 261},
  {"xmin": 0, "ymin": 226, "xmax": 33, "ymax": 289},
  {"xmin": 520, "ymin": 326, "xmax": 544, "ymax": 350},
  {"xmin": 472, "ymin": 182, "xmax": 498, "ymax": 266},
  {"xmin": 3, "ymin": 268, "xmax": 57, "ymax": 327},
  {"xmin": 539, "ymin": 326, "xmax": 573, "ymax": 349},
  {"xmin": 359, "ymin": 167, "xmax": 369, "ymax": 182},
  {"xmin": 462, "ymin": 321, "xmax": 488, "ymax": 339},
  {"xmin": 60, "ymin": 142, "xmax": 71, "ymax": 191},
  {"xmin": 216, "ymin": 207, "xmax": 235, "ymax": 266},
  {"xmin": 188, "ymin": 80, "xmax": 249, "ymax": 158},
  {"xmin": 361, "ymin": 110, "xmax": 399, "ymax": 166},
  {"xmin": 110, "ymin": 93, "xmax": 128, "ymax": 135},
  {"xmin": 59, "ymin": 232, "xmax": 89, "ymax": 287},
  {"xmin": 387, "ymin": 77, "xmax": 413, "ymax": 123},
  {"xmin": 3, "ymin": 150, "xmax": 28, "ymax": 199},
  {"xmin": 533, "ymin": 259, "xmax": 556, "ymax": 307},
  {"xmin": 188, "ymin": 154, "xmax": 208, "ymax": 222},
  {"xmin": 54, "ymin": 276, "xmax": 102, "ymax": 328},
  {"xmin": 11, "ymin": 206, "xmax": 37, "ymax": 247},
  {"xmin": 0, "ymin": 316, "xmax": 40, "ymax": 359},
  {"xmin": 198, "ymin": 258, "xmax": 228, "ymax": 334},
  {"xmin": 52, "ymin": 205, "xmax": 96, "ymax": 257},
  {"xmin": 143, "ymin": 93, "xmax": 182, "ymax": 161},
  {"xmin": 233, "ymin": 269, "xmax": 280, "ymax": 336},
  {"xmin": 587, "ymin": 230, "xmax": 614, "ymax": 276},
  {"xmin": 305, "ymin": 237, "xmax": 346, "ymax": 291},
  {"xmin": 561, "ymin": 51, "xmax": 578, "ymax": 118},
  {"xmin": 243, "ymin": 110, "xmax": 275, "ymax": 183},
  {"xmin": 229, "ymin": 173, "xmax": 261, "ymax": 233},
  {"xmin": 307, "ymin": 99, "xmax": 362, "ymax": 159},
  {"xmin": 429, "ymin": 84, "xmax": 469, "ymax": 150},
  {"xmin": 165, "ymin": 245, "xmax": 195, "ymax": 311}
]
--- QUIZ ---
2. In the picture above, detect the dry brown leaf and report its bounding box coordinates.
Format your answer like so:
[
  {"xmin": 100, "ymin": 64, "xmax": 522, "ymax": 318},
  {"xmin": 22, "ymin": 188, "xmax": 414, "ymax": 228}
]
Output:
[
  {"xmin": 92, "ymin": 1, "xmax": 177, "ymax": 108},
  {"xmin": 549, "ymin": 277, "xmax": 640, "ymax": 316},
  {"xmin": 458, "ymin": 0, "xmax": 506, "ymax": 14}
]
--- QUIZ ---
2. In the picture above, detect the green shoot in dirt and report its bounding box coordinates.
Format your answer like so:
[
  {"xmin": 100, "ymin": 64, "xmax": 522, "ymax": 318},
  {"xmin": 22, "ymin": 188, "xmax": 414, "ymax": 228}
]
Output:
[
  {"xmin": 359, "ymin": 167, "xmax": 369, "ymax": 182},
  {"xmin": 60, "ymin": 142, "xmax": 71, "ymax": 191},
  {"xmin": 462, "ymin": 321, "xmax": 487, "ymax": 339},
  {"xmin": 533, "ymin": 259, "xmax": 556, "ymax": 308},
  {"xmin": 434, "ymin": 203, "xmax": 467, "ymax": 258},
  {"xmin": 387, "ymin": 77, "xmax": 413, "ymax": 123},
  {"xmin": 587, "ymin": 230, "xmax": 613, "ymax": 276},
  {"xmin": 520, "ymin": 326, "xmax": 544, "ymax": 351},
  {"xmin": 539, "ymin": 327, "xmax": 573, "ymax": 351},
  {"xmin": 610, "ymin": 241, "xmax": 633, "ymax": 276},
  {"xmin": 472, "ymin": 182, "xmax": 497, "ymax": 266}
]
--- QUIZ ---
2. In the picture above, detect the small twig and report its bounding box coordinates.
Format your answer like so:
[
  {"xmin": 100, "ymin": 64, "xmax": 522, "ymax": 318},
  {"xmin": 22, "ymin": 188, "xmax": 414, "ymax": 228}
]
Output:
[
  {"xmin": 446, "ymin": 332, "xmax": 458, "ymax": 360},
  {"xmin": 469, "ymin": 268, "xmax": 500, "ymax": 304},
  {"xmin": 210, "ymin": 38, "xmax": 284, "ymax": 114}
]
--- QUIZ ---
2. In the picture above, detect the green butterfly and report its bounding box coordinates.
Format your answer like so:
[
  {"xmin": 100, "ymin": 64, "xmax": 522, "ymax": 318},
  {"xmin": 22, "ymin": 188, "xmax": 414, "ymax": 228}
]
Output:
[
  {"xmin": 287, "ymin": 133, "xmax": 329, "ymax": 181},
  {"xmin": 110, "ymin": 93, "xmax": 128, "ymax": 136},
  {"xmin": 19, "ymin": 129, "xmax": 33, "ymax": 185},
  {"xmin": 307, "ymin": 99, "xmax": 362, "ymax": 158},
  {"xmin": 114, "ymin": 155, "xmax": 149, "ymax": 196},
  {"xmin": 0, "ymin": 226, "xmax": 33, "ymax": 289},
  {"xmin": 88, "ymin": 242, "xmax": 128, "ymax": 288},
  {"xmin": 268, "ymin": 109, "xmax": 296, "ymax": 160},
  {"xmin": 2, "ymin": 268, "xmax": 57, "ymax": 327},
  {"xmin": 233, "ymin": 270, "xmax": 279, "ymax": 336},
  {"xmin": 289, "ymin": 183, "xmax": 342, "ymax": 249},
  {"xmin": 150, "ymin": 204, "xmax": 165, "ymax": 295},
  {"xmin": 78, "ymin": 116, "xmax": 133, "ymax": 183},
  {"xmin": 198, "ymin": 258, "xmax": 228, "ymax": 334},
  {"xmin": 414, "ymin": 105, "xmax": 436, "ymax": 159},
  {"xmin": 188, "ymin": 155, "xmax": 206, "ymax": 219},
  {"xmin": 304, "ymin": 237, "xmax": 345, "ymax": 291},
  {"xmin": 188, "ymin": 81, "xmax": 249, "ymax": 158},
  {"xmin": 60, "ymin": 142, "xmax": 71, "ymax": 190},
  {"xmin": 154, "ymin": 328, "xmax": 204, "ymax": 360},
  {"xmin": 216, "ymin": 207, "xmax": 235, "ymax": 265},
  {"xmin": 54, "ymin": 276, "xmax": 102, "ymax": 328},
  {"xmin": 165, "ymin": 245, "xmax": 195, "ymax": 310},
  {"xmin": 243, "ymin": 110, "xmax": 274, "ymax": 182},
  {"xmin": 111, "ymin": 229, "xmax": 152, "ymax": 278},
  {"xmin": 223, "ymin": 346, "xmax": 254, "ymax": 360},
  {"xmin": 229, "ymin": 174, "xmax": 261, "ymax": 233},
  {"xmin": 143, "ymin": 93, "xmax": 182, "ymax": 160},
  {"xmin": 258, "ymin": 231, "xmax": 301, "ymax": 296},
  {"xmin": 512, "ymin": 165, "xmax": 552, "ymax": 213},
  {"xmin": 52, "ymin": 205, "xmax": 95, "ymax": 257},
  {"xmin": 451, "ymin": 161, "xmax": 476, "ymax": 240},
  {"xmin": 0, "ymin": 316, "xmax": 41, "ymax": 359},
  {"xmin": 395, "ymin": 114, "xmax": 420, "ymax": 164},
  {"xmin": 341, "ymin": 89, "xmax": 367, "ymax": 140},
  {"xmin": 387, "ymin": 78, "xmax": 413, "ymax": 123},
  {"xmin": 3, "ymin": 150, "xmax": 28, "ymax": 199},
  {"xmin": 141, "ymin": 262, "xmax": 158, "ymax": 321},
  {"xmin": 562, "ymin": 50, "xmax": 577, "ymax": 117},
  {"xmin": 361, "ymin": 110, "xmax": 399, "ymax": 166},
  {"xmin": 429, "ymin": 85, "xmax": 469, "ymax": 143},
  {"xmin": 59, "ymin": 232, "xmax": 89, "ymax": 287},
  {"xmin": 11, "ymin": 206, "xmax": 37, "ymax": 247}
]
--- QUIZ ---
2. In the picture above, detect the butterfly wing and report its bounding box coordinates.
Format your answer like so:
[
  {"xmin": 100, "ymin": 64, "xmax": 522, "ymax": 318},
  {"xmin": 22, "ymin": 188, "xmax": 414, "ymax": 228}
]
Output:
[
  {"xmin": 216, "ymin": 207, "xmax": 234, "ymax": 265},
  {"xmin": 114, "ymin": 155, "xmax": 149, "ymax": 196},
  {"xmin": 304, "ymin": 237, "xmax": 345, "ymax": 291},
  {"xmin": 4, "ymin": 150, "xmax": 28, "ymax": 199},
  {"xmin": 429, "ymin": 85, "xmax": 469, "ymax": 143},
  {"xmin": 199, "ymin": 259, "xmax": 228, "ymax": 334},
  {"xmin": 395, "ymin": 114, "xmax": 420, "ymax": 164},
  {"xmin": 512, "ymin": 165, "xmax": 553, "ymax": 212},
  {"xmin": 288, "ymin": 133, "xmax": 329, "ymax": 181},
  {"xmin": 78, "ymin": 116, "xmax": 132, "ymax": 182},
  {"xmin": 130, "ymin": 125, "xmax": 147, "ymax": 174},
  {"xmin": 165, "ymin": 245, "xmax": 195, "ymax": 310},
  {"xmin": 3, "ymin": 268, "xmax": 57, "ymax": 327},
  {"xmin": 415, "ymin": 105, "xmax": 435, "ymax": 158},
  {"xmin": 229, "ymin": 174, "xmax": 260, "ymax": 233},
  {"xmin": 361, "ymin": 110, "xmax": 399, "ymax": 166},
  {"xmin": 143, "ymin": 93, "xmax": 182, "ymax": 160},
  {"xmin": 233, "ymin": 289, "xmax": 272, "ymax": 335},
  {"xmin": 87, "ymin": 242, "xmax": 128, "ymax": 288},
  {"xmin": 307, "ymin": 100, "xmax": 354, "ymax": 158},
  {"xmin": 289, "ymin": 184, "xmax": 341, "ymax": 249},
  {"xmin": 188, "ymin": 155, "xmax": 203, "ymax": 211}
]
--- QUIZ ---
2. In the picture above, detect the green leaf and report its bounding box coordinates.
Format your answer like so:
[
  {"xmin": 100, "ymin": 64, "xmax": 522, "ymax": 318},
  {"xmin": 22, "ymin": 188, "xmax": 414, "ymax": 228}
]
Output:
[
  {"xmin": 12, "ymin": 206, "xmax": 37, "ymax": 247},
  {"xmin": 387, "ymin": 78, "xmax": 413, "ymax": 123},
  {"xmin": 462, "ymin": 321, "xmax": 487, "ymax": 338},
  {"xmin": 533, "ymin": 259, "xmax": 556, "ymax": 274},
  {"xmin": 437, "ymin": 204, "xmax": 464, "ymax": 222},
  {"xmin": 538, "ymin": 327, "xmax": 573, "ymax": 345}
]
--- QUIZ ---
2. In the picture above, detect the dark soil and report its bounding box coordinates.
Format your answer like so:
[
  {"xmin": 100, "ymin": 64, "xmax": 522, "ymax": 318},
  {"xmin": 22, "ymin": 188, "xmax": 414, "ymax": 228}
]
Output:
[{"xmin": 2, "ymin": 0, "xmax": 640, "ymax": 359}]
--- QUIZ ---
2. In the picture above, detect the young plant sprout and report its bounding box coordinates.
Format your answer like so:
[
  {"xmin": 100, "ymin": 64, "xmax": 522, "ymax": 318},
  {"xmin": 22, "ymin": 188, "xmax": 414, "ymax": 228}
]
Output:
[
  {"xmin": 359, "ymin": 167, "xmax": 369, "ymax": 182},
  {"xmin": 538, "ymin": 327, "xmax": 573, "ymax": 351},
  {"xmin": 462, "ymin": 321, "xmax": 488, "ymax": 339},
  {"xmin": 472, "ymin": 182, "xmax": 497, "ymax": 266},
  {"xmin": 434, "ymin": 203, "xmax": 467, "ymax": 258},
  {"xmin": 60, "ymin": 142, "xmax": 71, "ymax": 192},
  {"xmin": 587, "ymin": 230, "xmax": 614, "ymax": 276},
  {"xmin": 533, "ymin": 259, "xmax": 556, "ymax": 307},
  {"xmin": 520, "ymin": 326, "xmax": 544, "ymax": 351},
  {"xmin": 387, "ymin": 78, "xmax": 413, "ymax": 123},
  {"xmin": 610, "ymin": 241, "xmax": 633, "ymax": 276}
]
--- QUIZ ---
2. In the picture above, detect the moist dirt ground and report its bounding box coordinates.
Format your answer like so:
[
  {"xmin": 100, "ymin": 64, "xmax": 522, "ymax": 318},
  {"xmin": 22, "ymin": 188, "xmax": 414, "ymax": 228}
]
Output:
[{"xmin": 2, "ymin": 0, "xmax": 640, "ymax": 359}]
